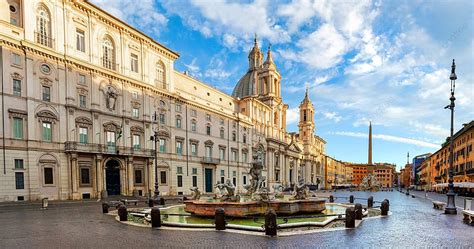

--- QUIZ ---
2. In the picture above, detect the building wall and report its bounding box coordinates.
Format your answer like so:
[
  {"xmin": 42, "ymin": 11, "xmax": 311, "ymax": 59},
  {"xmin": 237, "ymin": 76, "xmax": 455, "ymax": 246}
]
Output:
[{"xmin": 0, "ymin": 0, "xmax": 331, "ymax": 201}]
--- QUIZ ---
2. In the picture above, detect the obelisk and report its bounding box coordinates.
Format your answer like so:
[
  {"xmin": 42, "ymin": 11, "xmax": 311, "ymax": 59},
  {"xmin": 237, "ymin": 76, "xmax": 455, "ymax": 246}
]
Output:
[{"xmin": 368, "ymin": 121, "xmax": 372, "ymax": 165}]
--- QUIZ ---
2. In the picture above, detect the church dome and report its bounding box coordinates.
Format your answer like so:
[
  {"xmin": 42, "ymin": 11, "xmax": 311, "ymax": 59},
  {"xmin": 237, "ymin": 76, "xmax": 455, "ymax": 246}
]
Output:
[{"xmin": 232, "ymin": 69, "xmax": 258, "ymax": 98}]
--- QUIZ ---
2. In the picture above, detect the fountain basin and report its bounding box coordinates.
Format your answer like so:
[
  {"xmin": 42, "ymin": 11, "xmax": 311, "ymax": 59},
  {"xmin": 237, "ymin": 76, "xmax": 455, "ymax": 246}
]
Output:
[{"xmin": 184, "ymin": 198, "xmax": 326, "ymax": 217}]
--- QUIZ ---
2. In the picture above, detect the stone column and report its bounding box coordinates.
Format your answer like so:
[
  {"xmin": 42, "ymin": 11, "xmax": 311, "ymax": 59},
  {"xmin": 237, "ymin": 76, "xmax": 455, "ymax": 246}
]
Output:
[
  {"xmin": 96, "ymin": 155, "xmax": 103, "ymax": 199},
  {"xmin": 120, "ymin": 160, "xmax": 126, "ymax": 196},
  {"xmin": 128, "ymin": 157, "xmax": 134, "ymax": 196},
  {"xmin": 71, "ymin": 153, "xmax": 80, "ymax": 200}
]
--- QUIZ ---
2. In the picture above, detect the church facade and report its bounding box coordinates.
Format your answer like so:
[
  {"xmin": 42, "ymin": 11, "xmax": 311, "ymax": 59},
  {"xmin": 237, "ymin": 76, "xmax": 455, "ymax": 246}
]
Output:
[{"xmin": 0, "ymin": 0, "xmax": 329, "ymax": 202}]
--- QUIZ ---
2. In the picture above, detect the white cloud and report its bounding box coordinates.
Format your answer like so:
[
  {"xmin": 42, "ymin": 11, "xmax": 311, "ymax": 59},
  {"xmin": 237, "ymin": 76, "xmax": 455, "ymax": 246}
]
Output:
[
  {"xmin": 91, "ymin": 0, "xmax": 167, "ymax": 35},
  {"xmin": 162, "ymin": 0, "xmax": 290, "ymax": 49},
  {"xmin": 286, "ymin": 107, "xmax": 299, "ymax": 125},
  {"xmin": 332, "ymin": 131, "xmax": 440, "ymax": 149},
  {"xmin": 323, "ymin": 112, "xmax": 342, "ymax": 123}
]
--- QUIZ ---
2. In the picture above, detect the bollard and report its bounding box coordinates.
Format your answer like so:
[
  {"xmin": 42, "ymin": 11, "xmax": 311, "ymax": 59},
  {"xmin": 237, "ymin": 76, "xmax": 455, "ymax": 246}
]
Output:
[
  {"xmin": 406, "ymin": 189, "xmax": 410, "ymax": 195},
  {"xmin": 102, "ymin": 202, "xmax": 110, "ymax": 214},
  {"xmin": 345, "ymin": 207, "xmax": 355, "ymax": 228},
  {"xmin": 42, "ymin": 198, "xmax": 48, "ymax": 209},
  {"xmin": 215, "ymin": 208, "xmax": 226, "ymax": 230},
  {"xmin": 264, "ymin": 209, "xmax": 277, "ymax": 236},
  {"xmin": 160, "ymin": 197, "xmax": 166, "ymax": 206},
  {"xmin": 349, "ymin": 195, "xmax": 354, "ymax": 204},
  {"xmin": 384, "ymin": 199, "xmax": 390, "ymax": 206},
  {"xmin": 151, "ymin": 207, "xmax": 161, "ymax": 228},
  {"xmin": 381, "ymin": 200, "xmax": 389, "ymax": 215},
  {"xmin": 118, "ymin": 205, "xmax": 128, "ymax": 221},
  {"xmin": 329, "ymin": 195, "xmax": 334, "ymax": 203},
  {"xmin": 354, "ymin": 203, "xmax": 363, "ymax": 220},
  {"xmin": 367, "ymin": 196, "xmax": 373, "ymax": 208}
]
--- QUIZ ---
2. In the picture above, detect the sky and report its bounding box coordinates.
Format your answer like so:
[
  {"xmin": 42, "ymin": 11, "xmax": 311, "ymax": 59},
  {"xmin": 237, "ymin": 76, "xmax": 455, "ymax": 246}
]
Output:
[{"xmin": 91, "ymin": 0, "xmax": 474, "ymax": 171}]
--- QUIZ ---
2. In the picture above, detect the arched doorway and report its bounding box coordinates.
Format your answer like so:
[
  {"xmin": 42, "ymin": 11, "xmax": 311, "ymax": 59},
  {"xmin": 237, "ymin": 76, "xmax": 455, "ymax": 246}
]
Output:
[{"xmin": 105, "ymin": 159, "xmax": 121, "ymax": 196}]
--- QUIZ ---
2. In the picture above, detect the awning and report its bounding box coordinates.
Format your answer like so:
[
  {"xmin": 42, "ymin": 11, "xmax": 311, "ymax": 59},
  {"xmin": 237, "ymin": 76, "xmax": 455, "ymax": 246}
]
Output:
[{"xmin": 433, "ymin": 182, "xmax": 474, "ymax": 188}]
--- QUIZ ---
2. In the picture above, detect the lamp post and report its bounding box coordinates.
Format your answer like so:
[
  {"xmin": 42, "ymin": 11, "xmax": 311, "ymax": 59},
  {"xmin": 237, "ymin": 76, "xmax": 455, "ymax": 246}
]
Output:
[
  {"xmin": 149, "ymin": 111, "xmax": 160, "ymax": 207},
  {"xmin": 445, "ymin": 59, "xmax": 457, "ymax": 215}
]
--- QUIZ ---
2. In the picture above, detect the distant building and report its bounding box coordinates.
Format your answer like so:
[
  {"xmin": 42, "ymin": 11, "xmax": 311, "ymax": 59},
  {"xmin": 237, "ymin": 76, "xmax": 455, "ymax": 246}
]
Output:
[{"xmin": 412, "ymin": 153, "xmax": 431, "ymax": 186}]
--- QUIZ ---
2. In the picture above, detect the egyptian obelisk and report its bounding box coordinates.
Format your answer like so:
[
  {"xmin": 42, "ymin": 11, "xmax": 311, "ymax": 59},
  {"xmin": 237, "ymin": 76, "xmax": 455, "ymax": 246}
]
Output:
[{"xmin": 368, "ymin": 121, "xmax": 372, "ymax": 165}]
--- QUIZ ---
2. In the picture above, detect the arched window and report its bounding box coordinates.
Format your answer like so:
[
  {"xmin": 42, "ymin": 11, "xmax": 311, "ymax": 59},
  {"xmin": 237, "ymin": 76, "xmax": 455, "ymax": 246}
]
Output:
[
  {"xmin": 102, "ymin": 36, "xmax": 115, "ymax": 70},
  {"xmin": 155, "ymin": 62, "xmax": 166, "ymax": 89},
  {"xmin": 36, "ymin": 5, "xmax": 51, "ymax": 47}
]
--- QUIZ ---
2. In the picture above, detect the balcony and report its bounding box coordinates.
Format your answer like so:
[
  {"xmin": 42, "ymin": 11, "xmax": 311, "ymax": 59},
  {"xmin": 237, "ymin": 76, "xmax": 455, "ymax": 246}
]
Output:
[
  {"xmin": 467, "ymin": 168, "xmax": 474, "ymax": 175},
  {"xmin": 154, "ymin": 80, "xmax": 168, "ymax": 90},
  {"xmin": 65, "ymin": 141, "xmax": 154, "ymax": 157},
  {"xmin": 201, "ymin": 157, "xmax": 220, "ymax": 165},
  {"xmin": 454, "ymin": 171, "xmax": 465, "ymax": 176},
  {"xmin": 101, "ymin": 57, "xmax": 118, "ymax": 71},
  {"xmin": 35, "ymin": 31, "xmax": 54, "ymax": 48}
]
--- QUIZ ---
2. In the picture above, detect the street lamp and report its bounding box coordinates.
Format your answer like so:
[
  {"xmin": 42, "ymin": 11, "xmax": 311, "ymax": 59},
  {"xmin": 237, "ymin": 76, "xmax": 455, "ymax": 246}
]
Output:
[
  {"xmin": 444, "ymin": 59, "xmax": 457, "ymax": 215},
  {"xmin": 148, "ymin": 111, "xmax": 160, "ymax": 207}
]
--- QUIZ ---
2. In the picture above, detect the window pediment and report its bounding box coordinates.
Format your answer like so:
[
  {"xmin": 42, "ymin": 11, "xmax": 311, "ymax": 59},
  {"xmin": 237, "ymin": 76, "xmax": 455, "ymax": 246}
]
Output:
[
  {"xmin": 204, "ymin": 140, "xmax": 214, "ymax": 146},
  {"xmin": 11, "ymin": 72, "xmax": 23, "ymax": 80},
  {"xmin": 75, "ymin": 117, "xmax": 92, "ymax": 126},
  {"xmin": 40, "ymin": 77, "xmax": 53, "ymax": 86},
  {"xmin": 103, "ymin": 121, "xmax": 120, "ymax": 132},
  {"xmin": 36, "ymin": 110, "xmax": 58, "ymax": 123},
  {"xmin": 8, "ymin": 108, "xmax": 28, "ymax": 119},
  {"xmin": 130, "ymin": 126, "xmax": 144, "ymax": 134}
]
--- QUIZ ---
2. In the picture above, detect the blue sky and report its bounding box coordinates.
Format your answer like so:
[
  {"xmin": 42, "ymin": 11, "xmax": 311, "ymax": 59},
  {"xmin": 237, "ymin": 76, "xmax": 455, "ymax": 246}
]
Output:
[{"xmin": 91, "ymin": 0, "xmax": 474, "ymax": 170}]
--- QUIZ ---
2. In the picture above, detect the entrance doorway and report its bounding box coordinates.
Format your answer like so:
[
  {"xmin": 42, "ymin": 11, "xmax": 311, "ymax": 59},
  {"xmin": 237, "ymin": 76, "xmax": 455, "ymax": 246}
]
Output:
[
  {"xmin": 205, "ymin": 168, "xmax": 213, "ymax": 193},
  {"xmin": 106, "ymin": 159, "xmax": 121, "ymax": 196}
]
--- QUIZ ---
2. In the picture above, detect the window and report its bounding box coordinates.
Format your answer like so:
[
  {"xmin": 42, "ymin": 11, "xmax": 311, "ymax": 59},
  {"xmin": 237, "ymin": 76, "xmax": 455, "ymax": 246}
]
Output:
[
  {"xmin": 78, "ymin": 74, "xmax": 86, "ymax": 85},
  {"xmin": 205, "ymin": 146, "xmax": 212, "ymax": 158},
  {"xmin": 159, "ymin": 138, "xmax": 166, "ymax": 152},
  {"xmin": 220, "ymin": 119, "xmax": 224, "ymax": 125},
  {"xmin": 206, "ymin": 126, "xmax": 211, "ymax": 136},
  {"xmin": 102, "ymin": 36, "xmax": 115, "ymax": 70},
  {"xmin": 177, "ymin": 166, "xmax": 183, "ymax": 174},
  {"xmin": 42, "ymin": 86, "xmax": 50, "ymax": 102},
  {"xmin": 219, "ymin": 148, "xmax": 225, "ymax": 160},
  {"xmin": 192, "ymin": 175, "xmax": 197, "ymax": 187},
  {"xmin": 134, "ymin": 169, "xmax": 143, "ymax": 184},
  {"xmin": 243, "ymin": 134, "xmax": 247, "ymax": 143},
  {"xmin": 132, "ymin": 108, "xmax": 139, "ymax": 118},
  {"xmin": 192, "ymin": 168, "xmax": 198, "ymax": 175},
  {"xmin": 81, "ymin": 168, "xmax": 90, "ymax": 185},
  {"xmin": 14, "ymin": 159, "xmax": 24, "ymax": 169},
  {"xmin": 36, "ymin": 6, "xmax": 51, "ymax": 47},
  {"xmin": 43, "ymin": 167, "xmax": 53, "ymax": 185},
  {"xmin": 10, "ymin": 5, "xmax": 19, "ymax": 26},
  {"xmin": 42, "ymin": 122, "xmax": 52, "ymax": 142},
  {"xmin": 220, "ymin": 169, "xmax": 225, "ymax": 176},
  {"xmin": 243, "ymin": 175, "xmax": 247, "ymax": 185},
  {"xmin": 160, "ymin": 171, "xmax": 167, "ymax": 184},
  {"xmin": 79, "ymin": 127, "xmax": 88, "ymax": 144},
  {"xmin": 175, "ymin": 104, "xmax": 181, "ymax": 112},
  {"xmin": 242, "ymin": 152, "xmax": 248, "ymax": 163},
  {"xmin": 155, "ymin": 62, "xmax": 166, "ymax": 89},
  {"xmin": 79, "ymin": 95, "xmax": 86, "ymax": 108},
  {"xmin": 12, "ymin": 53, "xmax": 21, "ymax": 66},
  {"xmin": 15, "ymin": 172, "xmax": 24, "ymax": 189},
  {"xmin": 232, "ymin": 132, "xmax": 236, "ymax": 142},
  {"xmin": 176, "ymin": 141, "xmax": 182, "ymax": 155},
  {"xmin": 159, "ymin": 113, "xmax": 165, "ymax": 125},
  {"xmin": 191, "ymin": 121, "xmax": 197, "ymax": 132},
  {"xmin": 206, "ymin": 114, "xmax": 211, "ymax": 121},
  {"xmin": 231, "ymin": 150, "xmax": 237, "ymax": 161},
  {"xmin": 177, "ymin": 175, "xmax": 183, "ymax": 187},
  {"xmin": 176, "ymin": 117, "xmax": 182, "ymax": 128},
  {"xmin": 133, "ymin": 135, "xmax": 141, "ymax": 150},
  {"xmin": 106, "ymin": 131, "xmax": 116, "ymax": 152},
  {"xmin": 13, "ymin": 117, "xmax": 23, "ymax": 139},
  {"xmin": 191, "ymin": 109, "xmax": 197, "ymax": 117},
  {"xmin": 220, "ymin": 129, "xmax": 224, "ymax": 139},
  {"xmin": 129, "ymin": 54, "xmax": 138, "ymax": 73},
  {"xmin": 132, "ymin": 91, "xmax": 138, "ymax": 99},
  {"xmin": 76, "ymin": 29, "xmax": 85, "ymax": 52},
  {"xmin": 191, "ymin": 143, "xmax": 197, "ymax": 156}
]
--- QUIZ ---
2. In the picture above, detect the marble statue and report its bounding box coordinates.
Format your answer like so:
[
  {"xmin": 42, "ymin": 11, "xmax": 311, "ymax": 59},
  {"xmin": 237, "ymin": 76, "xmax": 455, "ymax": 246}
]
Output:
[
  {"xmin": 292, "ymin": 178, "xmax": 309, "ymax": 200},
  {"xmin": 246, "ymin": 152, "xmax": 266, "ymax": 195},
  {"xmin": 272, "ymin": 183, "xmax": 284, "ymax": 197},
  {"xmin": 190, "ymin": 187, "xmax": 201, "ymax": 200}
]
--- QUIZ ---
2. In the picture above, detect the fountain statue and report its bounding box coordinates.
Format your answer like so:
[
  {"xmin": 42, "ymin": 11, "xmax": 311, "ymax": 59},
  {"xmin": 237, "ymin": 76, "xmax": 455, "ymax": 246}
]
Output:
[
  {"xmin": 189, "ymin": 187, "xmax": 201, "ymax": 200},
  {"xmin": 183, "ymin": 149, "xmax": 326, "ymax": 217},
  {"xmin": 360, "ymin": 174, "xmax": 380, "ymax": 191},
  {"xmin": 292, "ymin": 178, "xmax": 309, "ymax": 200}
]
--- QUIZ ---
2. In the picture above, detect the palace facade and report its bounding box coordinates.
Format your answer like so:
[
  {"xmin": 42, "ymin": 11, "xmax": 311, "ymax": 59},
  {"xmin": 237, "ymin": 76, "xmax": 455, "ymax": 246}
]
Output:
[{"xmin": 0, "ymin": 0, "xmax": 330, "ymax": 202}]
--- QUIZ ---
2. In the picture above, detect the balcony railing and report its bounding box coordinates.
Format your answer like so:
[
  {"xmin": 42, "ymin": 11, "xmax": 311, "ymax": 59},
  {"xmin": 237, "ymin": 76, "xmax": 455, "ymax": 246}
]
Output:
[
  {"xmin": 65, "ymin": 141, "xmax": 153, "ymax": 157},
  {"xmin": 101, "ymin": 57, "xmax": 118, "ymax": 71},
  {"xmin": 466, "ymin": 168, "xmax": 474, "ymax": 175},
  {"xmin": 35, "ymin": 31, "xmax": 54, "ymax": 48},
  {"xmin": 201, "ymin": 157, "xmax": 220, "ymax": 165},
  {"xmin": 154, "ymin": 80, "xmax": 168, "ymax": 90}
]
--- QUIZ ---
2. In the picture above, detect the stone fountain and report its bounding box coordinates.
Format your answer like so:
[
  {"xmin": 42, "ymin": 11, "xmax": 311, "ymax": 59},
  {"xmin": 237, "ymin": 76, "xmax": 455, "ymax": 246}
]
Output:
[{"xmin": 184, "ymin": 152, "xmax": 326, "ymax": 217}]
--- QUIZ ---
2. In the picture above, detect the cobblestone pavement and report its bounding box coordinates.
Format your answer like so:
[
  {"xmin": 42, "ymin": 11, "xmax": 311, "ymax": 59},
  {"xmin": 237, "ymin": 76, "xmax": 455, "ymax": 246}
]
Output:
[{"xmin": 0, "ymin": 191, "xmax": 472, "ymax": 249}]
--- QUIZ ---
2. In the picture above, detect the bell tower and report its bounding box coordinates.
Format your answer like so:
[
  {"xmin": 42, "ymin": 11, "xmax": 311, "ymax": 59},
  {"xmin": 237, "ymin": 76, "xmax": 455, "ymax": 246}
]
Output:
[
  {"xmin": 298, "ymin": 88, "xmax": 315, "ymax": 143},
  {"xmin": 248, "ymin": 34, "xmax": 263, "ymax": 70},
  {"xmin": 258, "ymin": 44, "xmax": 281, "ymax": 98}
]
